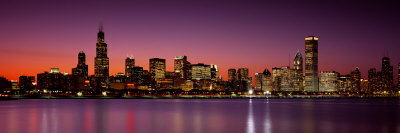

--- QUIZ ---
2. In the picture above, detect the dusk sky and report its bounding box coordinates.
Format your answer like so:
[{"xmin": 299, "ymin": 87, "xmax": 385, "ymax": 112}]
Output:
[{"xmin": 1, "ymin": 0, "xmax": 399, "ymax": 83}]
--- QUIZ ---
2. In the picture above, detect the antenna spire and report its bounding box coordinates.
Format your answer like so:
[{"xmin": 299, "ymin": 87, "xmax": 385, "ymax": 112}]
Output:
[{"xmin": 99, "ymin": 22, "xmax": 103, "ymax": 32}]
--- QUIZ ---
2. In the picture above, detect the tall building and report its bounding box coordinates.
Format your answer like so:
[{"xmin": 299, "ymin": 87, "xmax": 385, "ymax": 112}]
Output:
[
  {"xmin": 293, "ymin": 51, "xmax": 303, "ymax": 91},
  {"xmin": 125, "ymin": 56, "xmax": 135, "ymax": 79},
  {"xmin": 280, "ymin": 67, "xmax": 295, "ymax": 91},
  {"xmin": 255, "ymin": 69, "xmax": 272, "ymax": 91},
  {"xmin": 94, "ymin": 25, "xmax": 110, "ymax": 89},
  {"xmin": 319, "ymin": 71, "xmax": 338, "ymax": 92},
  {"xmin": 304, "ymin": 36, "xmax": 319, "ymax": 92},
  {"xmin": 350, "ymin": 68, "xmax": 361, "ymax": 92},
  {"xmin": 210, "ymin": 64, "xmax": 219, "ymax": 81},
  {"xmin": 338, "ymin": 75, "xmax": 352, "ymax": 92},
  {"xmin": 272, "ymin": 67, "xmax": 282, "ymax": 91},
  {"xmin": 238, "ymin": 68, "xmax": 250, "ymax": 91},
  {"xmin": 174, "ymin": 56, "xmax": 191, "ymax": 80},
  {"xmin": 191, "ymin": 63, "xmax": 211, "ymax": 80},
  {"xmin": 149, "ymin": 58, "xmax": 166, "ymax": 81},
  {"xmin": 228, "ymin": 69, "xmax": 237, "ymax": 83},
  {"xmin": 37, "ymin": 68, "xmax": 70, "ymax": 91},
  {"xmin": 381, "ymin": 56, "xmax": 393, "ymax": 91},
  {"xmin": 19, "ymin": 76, "xmax": 35, "ymax": 91},
  {"xmin": 72, "ymin": 51, "xmax": 89, "ymax": 89},
  {"xmin": 368, "ymin": 68, "xmax": 378, "ymax": 93}
]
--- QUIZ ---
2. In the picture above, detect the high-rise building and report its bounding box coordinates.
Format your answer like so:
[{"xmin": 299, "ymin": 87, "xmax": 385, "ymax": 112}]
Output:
[
  {"xmin": 255, "ymin": 69, "xmax": 272, "ymax": 91},
  {"xmin": 238, "ymin": 68, "xmax": 250, "ymax": 91},
  {"xmin": 210, "ymin": 64, "xmax": 219, "ymax": 81},
  {"xmin": 94, "ymin": 25, "xmax": 110, "ymax": 89},
  {"xmin": 19, "ymin": 76, "xmax": 35, "ymax": 91},
  {"xmin": 125, "ymin": 56, "xmax": 135, "ymax": 79},
  {"xmin": 338, "ymin": 75, "xmax": 352, "ymax": 92},
  {"xmin": 228, "ymin": 69, "xmax": 237, "ymax": 83},
  {"xmin": 191, "ymin": 63, "xmax": 211, "ymax": 80},
  {"xmin": 319, "ymin": 71, "xmax": 338, "ymax": 92},
  {"xmin": 350, "ymin": 68, "xmax": 361, "ymax": 92},
  {"xmin": 272, "ymin": 67, "xmax": 282, "ymax": 91},
  {"xmin": 130, "ymin": 66, "xmax": 143, "ymax": 84},
  {"xmin": 304, "ymin": 36, "xmax": 319, "ymax": 92},
  {"xmin": 293, "ymin": 51, "xmax": 303, "ymax": 91},
  {"xmin": 381, "ymin": 57, "xmax": 393, "ymax": 91},
  {"xmin": 368, "ymin": 68, "xmax": 378, "ymax": 93},
  {"xmin": 280, "ymin": 67, "xmax": 295, "ymax": 91},
  {"xmin": 174, "ymin": 56, "xmax": 191, "ymax": 80},
  {"xmin": 149, "ymin": 58, "xmax": 166, "ymax": 81},
  {"xmin": 72, "ymin": 51, "xmax": 89, "ymax": 89},
  {"xmin": 37, "ymin": 68, "xmax": 70, "ymax": 91}
]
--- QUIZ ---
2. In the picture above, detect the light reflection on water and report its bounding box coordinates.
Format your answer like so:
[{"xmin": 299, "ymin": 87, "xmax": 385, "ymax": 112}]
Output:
[{"xmin": 0, "ymin": 99, "xmax": 399, "ymax": 133}]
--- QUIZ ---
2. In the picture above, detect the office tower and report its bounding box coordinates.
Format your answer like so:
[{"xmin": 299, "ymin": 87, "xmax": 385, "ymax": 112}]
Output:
[
  {"xmin": 19, "ymin": 76, "xmax": 35, "ymax": 91},
  {"xmin": 338, "ymin": 75, "xmax": 352, "ymax": 92},
  {"xmin": 228, "ymin": 69, "xmax": 237, "ymax": 83},
  {"xmin": 238, "ymin": 68, "xmax": 250, "ymax": 91},
  {"xmin": 319, "ymin": 71, "xmax": 338, "ymax": 92},
  {"xmin": 72, "ymin": 51, "xmax": 89, "ymax": 89},
  {"xmin": 360, "ymin": 79, "xmax": 369, "ymax": 93},
  {"xmin": 174, "ymin": 56, "xmax": 191, "ymax": 80},
  {"xmin": 191, "ymin": 63, "xmax": 211, "ymax": 80},
  {"xmin": 293, "ymin": 51, "xmax": 303, "ymax": 91},
  {"xmin": 149, "ymin": 58, "xmax": 166, "ymax": 81},
  {"xmin": 238, "ymin": 68, "xmax": 249, "ymax": 81},
  {"xmin": 272, "ymin": 67, "xmax": 282, "ymax": 91},
  {"xmin": 280, "ymin": 67, "xmax": 295, "ymax": 91},
  {"xmin": 381, "ymin": 57, "xmax": 393, "ymax": 91},
  {"xmin": 131, "ymin": 67, "xmax": 143, "ymax": 84},
  {"xmin": 351, "ymin": 68, "xmax": 361, "ymax": 92},
  {"xmin": 94, "ymin": 25, "xmax": 110, "ymax": 89},
  {"xmin": 304, "ymin": 36, "xmax": 318, "ymax": 92},
  {"xmin": 368, "ymin": 68, "xmax": 377, "ymax": 93},
  {"xmin": 255, "ymin": 69, "xmax": 272, "ymax": 91},
  {"xmin": 72, "ymin": 51, "xmax": 88, "ymax": 77},
  {"xmin": 125, "ymin": 56, "xmax": 135, "ymax": 80},
  {"xmin": 11, "ymin": 80, "xmax": 19, "ymax": 90},
  {"xmin": 0, "ymin": 77, "xmax": 11, "ymax": 89},
  {"xmin": 210, "ymin": 64, "xmax": 219, "ymax": 81}
]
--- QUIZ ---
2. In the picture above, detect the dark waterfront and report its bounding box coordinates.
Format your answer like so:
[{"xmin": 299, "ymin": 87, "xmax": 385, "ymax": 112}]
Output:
[{"xmin": 0, "ymin": 99, "xmax": 399, "ymax": 133}]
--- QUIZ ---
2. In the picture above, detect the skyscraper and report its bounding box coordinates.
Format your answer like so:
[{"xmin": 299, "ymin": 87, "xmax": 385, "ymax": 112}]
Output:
[
  {"xmin": 398, "ymin": 63, "xmax": 400, "ymax": 89},
  {"xmin": 19, "ymin": 76, "xmax": 35, "ymax": 91},
  {"xmin": 125, "ymin": 56, "xmax": 135, "ymax": 79},
  {"xmin": 174, "ymin": 56, "xmax": 190, "ymax": 79},
  {"xmin": 228, "ymin": 69, "xmax": 237, "ymax": 83},
  {"xmin": 255, "ymin": 69, "xmax": 272, "ymax": 91},
  {"xmin": 293, "ymin": 51, "xmax": 303, "ymax": 91},
  {"xmin": 238, "ymin": 68, "xmax": 249, "ymax": 81},
  {"xmin": 72, "ymin": 51, "xmax": 89, "ymax": 89},
  {"xmin": 210, "ymin": 64, "xmax": 219, "ymax": 81},
  {"xmin": 149, "ymin": 58, "xmax": 166, "ymax": 81},
  {"xmin": 381, "ymin": 56, "xmax": 393, "ymax": 91},
  {"xmin": 351, "ymin": 68, "xmax": 361, "ymax": 92},
  {"xmin": 237, "ymin": 68, "xmax": 250, "ymax": 91},
  {"xmin": 191, "ymin": 63, "xmax": 211, "ymax": 80},
  {"xmin": 304, "ymin": 36, "xmax": 318, "ymax": 92},
  {"xmin": 94, "ymin": 25, "xmax": 109, "ymax": 89}
]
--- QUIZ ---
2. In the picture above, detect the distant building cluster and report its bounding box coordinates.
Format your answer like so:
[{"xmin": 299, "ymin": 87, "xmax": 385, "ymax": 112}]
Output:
[{"xmin": 0, "ymin": 26, "xmax": 399, "ymax": 96}]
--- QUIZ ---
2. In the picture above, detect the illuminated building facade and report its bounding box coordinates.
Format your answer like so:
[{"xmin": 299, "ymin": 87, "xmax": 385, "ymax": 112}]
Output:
[
  {"xmin": 94, "ymin": 25, "xmax": 110, "ymax": 89},
  {"xmin": 37, "ymin": 68, "xmax": 70, "ymax": 91},
  {"xmin": 319, "ymin": 71, "xmax": 338, "ymax": 92},
  {"xmin": 338, "ymin": 75, "xmax": 352, "ymax": 92},
  {"xmin": 125, "ymin": 56, "xmax": 135, "ymax": 80},
  {"xmin": 238, "ymin": 68, "xmax": 250, "ymax": 91},
  {"xmin": 368, "ymin": 68, "xmax": 378, "ymax": 93},
  {"xmin": 174, "ymin": 56, "xmax": 191, "ymax": 80},
  {"xmin": 293, "ymin": 51, "xmax": 303, "ymax": 91},
  {"xmin": 255, "ymin": 69, "xmax": 272, "ymax": 91},
  {"xmin": 280, "ymin": 67, "xmax": 295, "ymax": 91},
  {"xmin": 305, "ymin": 36, "xmax": 318, "ymax": 92},
  {"xmin": 381, "ymin": 57, "xmax": 393, "ymax": 92},
  {"xmin": 191, "ymin": 63, "xmax": 211, "ymax": 80},
  {"xmin": 350, "ymin": 68, "xmax": 361, "ymax": 92},
  {"xmin": 228, "ymin": 69, "xmax": 237, "ymax": 83},
  {"xmin": 210, "ymin": 64, "xmax": 219, "ymax": 81},
  {"xmin": 149, "ymin": 58, "xmax": 166, "ymax": 81},
  {"xmin": 272, "ymin": 67, "xmax": 282, "ymax": 91},
  {"xmin": 131, "ymin": 67, "xmax": 143, "ymax": 84}
]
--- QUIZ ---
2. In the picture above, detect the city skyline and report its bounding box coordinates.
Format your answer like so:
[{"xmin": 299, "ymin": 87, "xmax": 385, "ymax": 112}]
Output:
[{"xmin": 1, "ymin": 0, "xmax": 400, "ymax": 83}]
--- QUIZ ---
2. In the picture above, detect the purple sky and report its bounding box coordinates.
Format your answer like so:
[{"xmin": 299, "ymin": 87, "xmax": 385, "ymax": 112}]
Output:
[{"xmin": 0, "ymin": 0, "xmax": 400, "ymax": 83}]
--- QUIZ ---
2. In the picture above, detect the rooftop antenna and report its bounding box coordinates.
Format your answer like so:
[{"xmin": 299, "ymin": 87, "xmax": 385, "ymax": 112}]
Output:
[
  {"xmin": 99, "ymin": 22, "xmax": 103, "ymax": 32},
  {"xmin": 288, "ymin": 52, "xmax": 291, "ymax": 68}
]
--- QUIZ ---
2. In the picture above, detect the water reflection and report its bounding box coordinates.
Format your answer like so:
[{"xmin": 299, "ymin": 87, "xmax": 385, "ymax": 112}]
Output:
[{"xmin": 0, "ymin": 99, "xmax": 399, "ymax": 133}]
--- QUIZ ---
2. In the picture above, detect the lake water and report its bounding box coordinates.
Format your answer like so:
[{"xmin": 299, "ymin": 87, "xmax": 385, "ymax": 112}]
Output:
[{"xmin": 0, "ymin": 99, "xmax": 399, "ymax": 133}]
